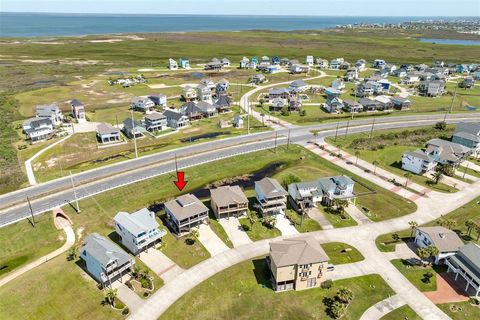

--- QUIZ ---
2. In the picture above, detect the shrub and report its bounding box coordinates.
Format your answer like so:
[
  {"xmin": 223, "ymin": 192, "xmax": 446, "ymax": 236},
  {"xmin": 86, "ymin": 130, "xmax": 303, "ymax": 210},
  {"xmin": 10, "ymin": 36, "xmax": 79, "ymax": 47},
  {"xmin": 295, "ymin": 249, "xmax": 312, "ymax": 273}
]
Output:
[
  {"xmin": 321, "ymin": 280, "xmax": 333, "ymax": 289},
  {"xmin": 122, "ymin": 308, "xmax": 130, "ymax": 315},
  {"xmin": 140, "ymin": 278, "xmax": 150, "ymax": 289}
]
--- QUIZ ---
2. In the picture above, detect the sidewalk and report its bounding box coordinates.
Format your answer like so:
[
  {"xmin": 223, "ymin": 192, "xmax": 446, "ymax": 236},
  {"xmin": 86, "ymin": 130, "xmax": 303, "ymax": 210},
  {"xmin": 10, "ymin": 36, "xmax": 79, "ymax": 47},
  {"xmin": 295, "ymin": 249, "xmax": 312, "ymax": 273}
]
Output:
[{"xmin": 0, "ymin": 225, "xmax": 75, "ymax": 287}]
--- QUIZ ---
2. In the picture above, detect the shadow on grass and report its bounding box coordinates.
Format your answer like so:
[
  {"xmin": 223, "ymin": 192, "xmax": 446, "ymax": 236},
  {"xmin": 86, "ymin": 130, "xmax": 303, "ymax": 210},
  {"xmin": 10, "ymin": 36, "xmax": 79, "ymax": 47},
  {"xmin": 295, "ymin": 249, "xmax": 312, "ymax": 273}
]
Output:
[{"xmin": 252, "ymin": 258, "xmax": 273, "ymax": 290}]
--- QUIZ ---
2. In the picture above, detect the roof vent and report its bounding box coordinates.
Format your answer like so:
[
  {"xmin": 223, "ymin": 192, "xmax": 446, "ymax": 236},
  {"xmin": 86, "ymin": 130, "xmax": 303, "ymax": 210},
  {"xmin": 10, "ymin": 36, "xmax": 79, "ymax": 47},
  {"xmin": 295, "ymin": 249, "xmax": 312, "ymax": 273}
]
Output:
[{"xmin": 439, "ymin": 233, "xmax": 445, "ymax": 239}]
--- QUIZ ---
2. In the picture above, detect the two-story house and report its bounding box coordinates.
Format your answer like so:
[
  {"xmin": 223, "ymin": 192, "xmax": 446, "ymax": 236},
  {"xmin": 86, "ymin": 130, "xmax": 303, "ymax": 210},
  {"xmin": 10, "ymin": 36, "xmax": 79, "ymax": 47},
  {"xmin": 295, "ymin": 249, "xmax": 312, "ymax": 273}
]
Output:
[
  {"xmin": 197, "ymin": 84, "xmax": 213, "ymax": 103},
  {"xmin": 268, "ymin": 236, "xmax": 330, "ymax": 292},
  {"xmin": 163, "ymin": 109, "xmax": 189, "ymax": 130},
  {"xmin": 131, "ymin": 97, "xmax": 155, "ymax": 113},
  {"xmin": 144, "ymin": 112, "xmax": 168, "ymax": 132},
  {"xmin": 80, "ymin": 233, "xmax": 135, "ymax": 287},
  {"xmin": 255, "ymin": 177, "xmax": 288, "ymax": 216},
  {"xmin": 96, "ymin": 123, "xmax": 121, "ymax": 144},
  {"xmin": 168, "ymin": 58, "xmax": 178, "ymax": 70},
  {"xmin": 418, "ymin": 80, "xmax": 445, "ymax": 97},
  {"xmin": 452, "ymin": 122, "xmax": 480, "ymax": 154},
  {"xmin": 415, "ymin": 226, "xmax": 464, "ymax": 264},
  {"xmin": 181, "ymin": 86, "xmax": 198, "ymax": 101},
  {"xmin": 210, "ymin": 185, "xmax": 249, "ymax": 219},
  {"xmin": 148, "ymin": 94, "xmax": 167, "ymax": 108},
  {"xmin": 22, "ymin": 117, "xmax": 54, "ymax": 142},
  {"xmin": 446, "ymin": 243, "xmax": 480, "ymax": 298},
  {"xmin": 402, "ymin": 150, "xmax": 437, "ymax": 174},
  {"xmin": 165, "ymin": 194, "xmax": 209, "ymax": 235},
  {"xmin": 71, "ymin": 99, "xmax": 86, "ymax": 122},
  {"xmin": 114, "ymin": 208, "xmax": 167, "ymax": 255},
  {"xmin": 426, "ymin": 138, "xmax": 471, "ymax": 167},
  {"xmin": 36, "ymin": 104, "xmax": 63, "ymax": 126}
]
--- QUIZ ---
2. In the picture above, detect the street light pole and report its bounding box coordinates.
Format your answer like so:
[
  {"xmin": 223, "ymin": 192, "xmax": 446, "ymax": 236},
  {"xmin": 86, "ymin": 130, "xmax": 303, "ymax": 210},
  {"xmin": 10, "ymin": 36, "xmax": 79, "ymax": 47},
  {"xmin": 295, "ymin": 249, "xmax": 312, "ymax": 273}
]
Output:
[{"xmin": 70, "ymin": 170, "xmax": 80, "ymax": 213}]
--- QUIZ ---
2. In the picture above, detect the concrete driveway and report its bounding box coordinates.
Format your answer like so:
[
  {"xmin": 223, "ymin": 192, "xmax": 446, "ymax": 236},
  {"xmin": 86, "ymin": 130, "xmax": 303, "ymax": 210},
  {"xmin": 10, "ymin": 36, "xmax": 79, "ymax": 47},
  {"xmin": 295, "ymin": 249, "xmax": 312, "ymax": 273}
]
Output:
[
  {"xmin": 218, "ymin": 217, "xmax": 252, "ymax": 247},
  {"xmin": 275, "ymin": 214, "xmax": 299, "ymax": 235},
  {"xmin": 112, "ymin": 282, "xmax": 144, "ymax": 313},
  {"xmin": 197, "ymin": 224, "xmax": 229, "ymax": 256},
  {"xmin": 307, "ymin": 207, "xmax": 334, "ymax": 229},
  {"xmin": 139, "ymin": 249, "xmax": 184, "ymax": 283}
]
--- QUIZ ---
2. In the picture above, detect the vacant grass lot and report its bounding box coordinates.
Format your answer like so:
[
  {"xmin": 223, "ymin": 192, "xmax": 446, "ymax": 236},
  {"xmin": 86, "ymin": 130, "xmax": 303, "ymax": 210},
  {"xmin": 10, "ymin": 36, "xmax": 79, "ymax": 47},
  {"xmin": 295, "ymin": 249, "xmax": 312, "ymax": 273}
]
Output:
[
  {"xmin": 391, "ymin": 259, "xmax": 446, "ymax": 292},
  {"xmin": 438, "ymin": 301, "xmax": 480, "ymax": 320},
  {"xmin": 376, "ymin": 196, "xmax": 480, "ymax": 252},
  {"xmin": 161, "ymin": 257, "xmax": 395, "ymax": 320},
  {"xmin": 327, "ymin": 126, "xmax": 460, "ymax": 193},
  {"xmin": 321, "ymin": 242, "xmax": 364, "ymax": 265},
  {"xmin": 380, "ymin": 304, "xmax": 421, "ymax": 320}
]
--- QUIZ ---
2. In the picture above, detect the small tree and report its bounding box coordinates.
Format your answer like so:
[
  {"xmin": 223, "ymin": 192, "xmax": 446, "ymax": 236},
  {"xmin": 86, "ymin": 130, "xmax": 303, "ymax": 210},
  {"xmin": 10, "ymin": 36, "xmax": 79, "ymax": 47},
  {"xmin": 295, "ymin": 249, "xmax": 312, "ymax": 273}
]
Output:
[
  {"xmin": 417, "ymin": 247, "xmax": 430, "ymax": 262},
  {"xmin": 431, "ymin": 170, "xmax": 443, "ymax": 185},
  {"xmin": 336, "ymin": 287, "xmax": 353, "ymax": 304},
  {"xmin": 465, "ymin": 220, "xmax": 476, "ymax": 236},
  {"xmin": 282, "ymin": 173, "xmax": 301, "ymax": 189},
  {"xmin": 423, "ymin": 271, "xmax": 434, "ymax": 283},
  {"xmin": 313, "ymin": 131, "xmax": 319, "ymax": 144},
  {"xmin": 409, "ymin": 221, "xmax": 418, "ymax": 237},
  {"xmin": 105, "ymin": 288, "xmax": 118, "ymax": 306},
  {"xmin": 445, "ymin": 219, "xmax": 457, "ymax": 230},
  {"xmin": 435, "ymin": 121, "xmax": 447, "ymax": 131},
  {"xmin": 67, "ymin": 246, "xmax": 78, "ymax": 261},
  {"xmin": 392, "ymin": 233, "xmax": 400, "ymax": 242},
  {"xmin": 332, "ymin": 198, "xmax": 349, "ymax": 214},
  {"xmin": 329, "ymin": 300, "xmax": 345, "ymax": 319},
  {"xmin": 247, "ymin": 210, "xmax": 258, "ymax": 229}
]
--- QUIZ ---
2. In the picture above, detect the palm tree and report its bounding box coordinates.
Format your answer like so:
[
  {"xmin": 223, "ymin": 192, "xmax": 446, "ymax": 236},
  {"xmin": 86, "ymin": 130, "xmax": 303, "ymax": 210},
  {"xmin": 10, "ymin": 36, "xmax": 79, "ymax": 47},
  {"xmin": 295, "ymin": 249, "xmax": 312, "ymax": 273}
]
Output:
[
  {"xmin": 105, "ymin": 288, "xmax": 118, "ymax": 306},
  {"xmin": 372, "ymin": 160, "xmax": 379, "ymax": 175},
  {"xmin": 330, "ymin": 300, "xmax": 345, "ymax": 319},
  {"xmin": 189, "ymin": 228, "xmax": 200, "ymax": 243},
  {"xmin": 445, "ymin": 219, "xmax": 457, "ymax": 230},
  {"xmin": 432, "ymin": 170, "xmax": 443, "ymax": 185},
  {"xmin": 336, "ymin": 287, "xmax": 354, "ymax": 304},
  {"xmin": 332, "ymin": 198, "xmax": 349, "ymax": 214},
  {"xmin": 417, "ymin": 247, "xmax": 429, "ymax": 262},
  {"xmin": 247, "ymin": 210, "xmax": 257, "ymax": 229},
  {"xmin": 354, "ymin": 150, "xmax": 360, "ymax": 165},
  {"xmin": 404, "ymin": 172, "xmax": 411, "ymax": 188},
  {"xmin": 408, "ymin": 221, "xmax": 418, "ymax": 238},
  {"xmin": 465, "ymin": 220, "xmax": 475, "ymax": 236},
  {"xmin": 476, "ymin": 224, "xmax": 480, "ymax": 241}
]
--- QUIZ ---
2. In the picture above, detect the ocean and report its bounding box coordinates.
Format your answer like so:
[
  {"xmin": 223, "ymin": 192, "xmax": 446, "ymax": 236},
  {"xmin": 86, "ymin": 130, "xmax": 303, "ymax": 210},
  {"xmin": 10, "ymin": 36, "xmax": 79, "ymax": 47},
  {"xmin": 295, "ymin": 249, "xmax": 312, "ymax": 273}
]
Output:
[{"xmin": 0, "ymin": 13, "xmax": 444, "ymax": 38}]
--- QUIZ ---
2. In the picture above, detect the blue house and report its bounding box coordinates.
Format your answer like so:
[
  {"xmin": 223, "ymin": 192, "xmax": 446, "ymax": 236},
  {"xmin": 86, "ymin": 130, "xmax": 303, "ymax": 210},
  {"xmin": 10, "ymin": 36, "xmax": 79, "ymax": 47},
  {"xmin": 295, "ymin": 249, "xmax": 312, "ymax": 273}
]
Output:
[
  {"xmin": 179, "ymin": 58, "xmax": 191, "ymax": 69},
  {"xmin": 272, "ymin": 56, "xmax": 280, "ymax": 65},
  {"xmin": 324, "ymin": 87, "xmax": 341, "ymax": 98},
  {"xmin": 80, "ymin": 233, "xmax": 135, "ymax": 287},
  {"xmin": 251, "ymin": 56, "xmax": 258, "ymax": 64}
]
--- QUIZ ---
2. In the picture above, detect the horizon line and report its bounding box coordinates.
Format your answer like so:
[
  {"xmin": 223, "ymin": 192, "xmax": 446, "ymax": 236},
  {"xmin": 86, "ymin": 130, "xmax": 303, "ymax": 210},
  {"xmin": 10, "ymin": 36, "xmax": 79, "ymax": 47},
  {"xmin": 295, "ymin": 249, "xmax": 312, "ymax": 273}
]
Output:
[{"xmin": 0, "ymin": 11, "xmax": 478, "ymax": 18}]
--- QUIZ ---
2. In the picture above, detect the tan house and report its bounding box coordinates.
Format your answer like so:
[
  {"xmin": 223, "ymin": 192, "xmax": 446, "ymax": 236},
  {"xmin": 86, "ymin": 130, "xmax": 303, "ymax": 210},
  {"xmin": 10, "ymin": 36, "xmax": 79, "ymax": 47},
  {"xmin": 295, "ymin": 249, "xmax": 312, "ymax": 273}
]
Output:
[
  {"xmin": 165, "ymin": 194, "xmax": 209, "ymax": 235},
  {"xmin": 210, "ymin": 185, "xmax": 249, "ymax": 219},
  {"xmin": 268, "ymin": 237, "xmax": 330, "ymax": 292}
]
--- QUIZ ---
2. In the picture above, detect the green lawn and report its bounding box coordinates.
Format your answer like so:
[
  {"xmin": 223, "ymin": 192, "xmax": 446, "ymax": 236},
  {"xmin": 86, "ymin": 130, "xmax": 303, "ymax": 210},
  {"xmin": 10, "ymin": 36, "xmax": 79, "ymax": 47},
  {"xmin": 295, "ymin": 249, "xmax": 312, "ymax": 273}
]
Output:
[
  {"xmin": 321, "ymin": 242, "xmax": 364, "ymax": 265},
  {"xmin": 327, "ymin": 126, "xmax": 460, "ymax": 193},
  {"xmin": 391, "ymin": 259, "xmax": 447, "ymax": 292},
  {"xmin": 238, "ymin": 217, "xmax": 281, "ymax": 241},
  {"xmin": 0, "ymin": 214, "xmax": 62, "ymax": 278},
  {"xmin": 380, "ymin": 304, "xmax": 421, "ymax": 320},
  {"xmin": 285, "ymin": 209, "xmax": 322, "ymax": 233},
  {"xmin": 208, "ymin": 218, "xmax": 234, "ymax": 249},
  {"xmin": 160, "ymin": 257, "xmax": 395, "ymax": 320},
  {"xmin": 319, "ymin": 205, "xmax": 358, "ymax": 228},
  {"xmin": 438, "ymin": 301, "xmax": 480, "ymax": 320},
  {"xmin": 376, "ymin": 196, "xmax": 480, "ymax": 252},
  {"xmin": 0, "ymin": 252, "xmax": 123, "ymax": 320}
]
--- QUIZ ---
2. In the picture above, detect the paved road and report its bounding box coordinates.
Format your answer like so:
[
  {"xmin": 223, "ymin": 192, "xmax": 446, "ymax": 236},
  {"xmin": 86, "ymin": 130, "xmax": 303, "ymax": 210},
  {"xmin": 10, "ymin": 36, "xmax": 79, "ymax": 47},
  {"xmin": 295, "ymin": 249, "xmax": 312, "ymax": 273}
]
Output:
[{"xmin": 1, "ymin": 113, "xmax": 479, "ymax": 227}]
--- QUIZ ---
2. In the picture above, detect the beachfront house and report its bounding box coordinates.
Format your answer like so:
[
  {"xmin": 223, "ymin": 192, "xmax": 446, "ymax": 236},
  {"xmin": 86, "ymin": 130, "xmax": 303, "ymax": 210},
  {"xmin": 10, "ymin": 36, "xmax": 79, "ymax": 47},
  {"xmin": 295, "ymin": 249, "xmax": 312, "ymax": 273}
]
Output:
[
  {"xmin": 165, "ymin": 194, "xmax": 209, "ymax": 235},
  {"xmin": 96, "ymin": 123, "xmax": 121, "ymax": 144},
  {"xmin": 392, "ymin": 97, "xmax": 411, "ymax": 110},
  {"xmin": 144, "ymin": 112, "xmax": 168, "ymax": 132},
  {"xmin": 80, "ymin": 233, "xmax": 135, "ymax": 287},
  {"xmin": 210, "ymin": 185, "xmax": 249, "ymax": 219},
  {"xmin": 330, "ymin": 58, "xmax": 344, "ymax": 70},
  {"xmin": 180, "ymin": 102, "xmax": 203, "ymax": 120},
  {"xmin": 414, "ymin": 226, "xmax": 463, "ymax": 264},
  {"xmin": 401, "ymin": 150, "xmax": 437, "ymax": 175},
  {"xmin": 255, "ymin": 177, "xmax": 288, "ymax": 216},
  {"xmin": 446, "ymin": 243, "xmax": 480, "ymax": 298},
  {"xmin": 268, "ymin": 236, "xmax": 330, "ymax": 292},
  {"xmin": 214, "ymin": 95, "xmax": 232, "ymax": 113},
  {"xmin": 316, "ymin": 58, "xmax": 328, "ymax": 69},
  {"xmin": 288, "ymin": 175, "xmax": 355, "ymax": 211},
  {"xmin": 114, "ymin": 208, "xmax": 167, "ymax": 255},
  {"xmin": 358, "ymin": 98, "xmax": 380, "ymax": 112},
  {"xmin": 36, "ymin": 104, "xmax": 63, "ymax": 126},
  {"xmin": 324, "ymin": 97, "xmax": 344, "ymax": 113},
  {"xmin": 220, "ymin": 58, "xmax": 231, "ymax": 67},
  {"xmin": 268, "ymin": 88, "xmax": 290, "ymax": 100},
  {"xmin": 216, "ymin": 79, "xmax": 229, "ymax": 96},
  {"xmin": 240, "ymin": 57, "xmax": 250, "ymax": 69},
  {"xmin": 22, "ymin": 117, "xmax": 54, "ymax": 142},
  {"xmin": 71, "ymin": 99, "xmax": 86, "ymax": 122},
  {"xmin": 197, "ymin": 101, "xmax": 218, "ymax": 118},
  {"xmin": 131, "ymin": 97, "xmax": 155, "ymax": 113},
  {"xmin": 344, "ymin": 68, "xmax": 359, "ymax": 82},
  {"xmin": 164, "ymin": 109, "xmax": 189, "ymax": 130},
  {"xmin": 452, "ymin": 122, "xmax": 480, "ymax": 153},
  {"xmin": 204, "ymin": 59, "xmax": 223, "ymax": 71}
]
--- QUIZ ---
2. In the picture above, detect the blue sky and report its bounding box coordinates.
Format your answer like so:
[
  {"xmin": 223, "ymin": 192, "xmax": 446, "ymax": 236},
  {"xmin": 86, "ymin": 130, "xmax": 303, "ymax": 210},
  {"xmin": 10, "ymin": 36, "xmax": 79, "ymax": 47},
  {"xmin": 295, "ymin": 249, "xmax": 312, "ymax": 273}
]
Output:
[{"xmin": 1, "ymin": 0, "xmax": 479, "ymax": 16}]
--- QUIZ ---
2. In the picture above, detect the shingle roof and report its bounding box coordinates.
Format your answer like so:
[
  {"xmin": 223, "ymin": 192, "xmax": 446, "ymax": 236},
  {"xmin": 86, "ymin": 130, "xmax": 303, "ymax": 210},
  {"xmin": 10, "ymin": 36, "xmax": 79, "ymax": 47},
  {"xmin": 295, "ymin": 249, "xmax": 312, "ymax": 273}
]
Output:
[
  {"xmin": 145, "ymin": 111, "xmax": 166, "ymax": 121},
  {"xmin": 210, "ymin": 186, "xmax": 248, "ymax": 208},
  {"xmin": 114, "ymin": 208, "xmax": 159, "ymax": 236},
  {"xmin": 164, "ymin": 194, "xmax": 208, "ymax": 220},
  {"xmin": 270, "ymin": 236, "xmax": 329, "ymax": 267},
  {"xmin": 82, "ymin": 233, "xmax": 132, "ymax": 267},
  {"xmin": 96, "ymin": 123, "xmax": 120, "ymax": 135},
  {"xmin": 426, "ymin": 139, "xmax": 471, "ymax": 162},
  {"xmin": 256, "ymin": 177, "xmax": 287, "ymax": 198},
  {"xmin": 163, "ymin": 109, "xmax": 184, "ymax": 121},
  {"xmin": 71, "ymin": 99, "xmax": 83, "ymax": 107},
  {"xmin": 404, "ymin": 149, "xmax": 435, "ymax": 162},
  {"xmin": 417, "ymin": 226, "xmax": 464, "ymax": 252},
  {"xmin": 454, "ymin": 122, "xmax": 480, "ymax": 136}
]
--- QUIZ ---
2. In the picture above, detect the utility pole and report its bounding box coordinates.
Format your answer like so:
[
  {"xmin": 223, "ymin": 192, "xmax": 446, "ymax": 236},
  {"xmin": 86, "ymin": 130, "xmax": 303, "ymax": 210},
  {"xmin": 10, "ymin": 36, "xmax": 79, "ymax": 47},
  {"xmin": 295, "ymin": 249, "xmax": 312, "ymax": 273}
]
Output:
[
  {"xmin": 247, "ymin": 101, "xmax": 251, "ymax": 135},
  {"xmin": 369, "ymin": 117, "xmax": 376, "ymax": 139},
  {"xmin": 344, "ymin": 120, "xmax": 350, "ymax": 138},
  {"xmin": 449, "ymin": 82, "xmax": 458, "ymax": 113},
  {"xmin": 274, "ymin": 132, "xmax": 278, "ymax": 153},
  {"xmin": 27, "ymin": 196, "xmax": 36, "ymax": 228},
  {"xmin": 352, "ymin": 83, "xmax": 357, "ymax": 120},
  {"xmin": 70, "ymin": 170, "xmax": 80, "ymax": 213},
  {"xmin": 463, "ymin": 162, "xmax": 470, "ymax": 179},
  {"xmin": 334, "ymin": 122, "xmax": 339, "ymax": 142},
  {"xmin": 174, "ymin": 153, "xmax": 179, "ymax": 173},
  {"xmin": 115, "ymin": 114, "xmax": 119, "ymax": 128},
  {"xmin": 287, "ymin": 129, "xmax": 291, "ymax": 150},
  {"xmin": 131, "ymin": 108, "xmax": 138, "ymax": 158}
]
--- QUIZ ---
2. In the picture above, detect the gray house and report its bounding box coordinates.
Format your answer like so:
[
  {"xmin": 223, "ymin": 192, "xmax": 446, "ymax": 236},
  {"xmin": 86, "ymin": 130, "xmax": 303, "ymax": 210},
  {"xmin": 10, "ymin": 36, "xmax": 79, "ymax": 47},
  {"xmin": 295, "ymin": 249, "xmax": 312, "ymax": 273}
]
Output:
[
  {"xmin": 426, "ymin": 138, "xmax": 472, "ymax": 167},
  {"xmin": 114, "ymin": 208, "xmax": 167, "ymax": 255},
  {"xmin": 255, "ymin": 177, "xmax": 288, "ymax": 216},
  {"xmin": 122, "ymin": 119, "xmax": 145, "ymax": 139},
  {"xmin": 163, "ymin": 109, "xmax": 189, "ymax": 129},
  {"xmin": 452, "ymin": 122, "xmax": 480, "ymax": 153},
  {"xmin": 36, "ymin": 104, "xmax": 63, "ymax": 126},
  {"xmin": 96, "ymin": 123, "xmax": 121, "ymax": 144},
  {"xmin": 197, "ymin": 101, "xmax": 218, "ymax": 118},
  {"xmin": 22, "ymin": 117, "xmax": 54, "ymax": 142},
  {"xmin": 446, "ymin": 243, "xmax": 480, "ymax": 297},
  {"xmin": 288, "ymin": 175, "xmax": 355, "ymax": 211},
  {"xmin": 80, "ymin": 233, "xmax": 135, "ymax": 287},
  {"xmin": 418, "ymin": 80, "xmax": 445, "ymax": 97},
  {"xmin": 145, "ymin": 112, "xmax": 168, "ymax": 132},
  {"xmin": 165, "ymin": 194, "xmax": 209, "ymax": 235}
]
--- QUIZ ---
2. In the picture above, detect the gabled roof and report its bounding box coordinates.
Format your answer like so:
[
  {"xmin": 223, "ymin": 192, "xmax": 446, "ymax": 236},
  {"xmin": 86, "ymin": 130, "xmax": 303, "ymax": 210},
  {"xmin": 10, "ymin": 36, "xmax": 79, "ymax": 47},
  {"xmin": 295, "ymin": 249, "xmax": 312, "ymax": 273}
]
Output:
[
  {"xmin": 403, "ymin": 149, "xmax": 435, "ymax": 162},
  {"xmin": 114, "ymin": 208, "xmax": 159, "ymax": 236},
  {"xmin": 71, "ymin": 99, "xmax": 83, "ymax": 107},
  {"xmin": 210, "ymin": 185, "xmax": 248, "ymax": 208},
  {"xmin": 82, "ymin": 233, "xmax": 132, "ymax": 268},
  {"xmin": 256, "ymin": 177, "xmax": 287, "ymax": 198},
  {"xmin": 214, "ymin": 95, "xmax": 231, "ymax": 107},
  {"xmin": 426, "ymin": 139, "xmax": 471, "ymax": 162},
  {"xmin": 196, "ymin": 101, "xmax": 216, "ymax": 113},
  {"xmin": 36, "ymin": 104, "xmax": 60, "ymax": 117},
  {"xmin": 270, "ymin": 236, "xmax": 329, "ymax": 267},
  {"xmin": 417, "ymin": 226, "xmax": 464, "ymax": 252}
]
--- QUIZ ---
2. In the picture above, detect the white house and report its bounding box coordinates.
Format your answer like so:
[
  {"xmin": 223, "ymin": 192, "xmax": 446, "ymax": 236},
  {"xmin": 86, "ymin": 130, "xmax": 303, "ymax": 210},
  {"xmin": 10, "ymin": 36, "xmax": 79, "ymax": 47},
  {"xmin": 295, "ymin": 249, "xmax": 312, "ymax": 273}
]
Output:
[
  {"xmin": 289, "ymin": 80, "xmax": 309, "ymax": 93},
  {"xmin": 255, "ymin": 177, "xmax": 288, "ymax": 216},
  {"xmin": 114, "ymin": 208, "xmax": 167, "ymax": 255},
  {"xmin": 402, "ymin": 150, "xmax": 437, "ymax": 174},
  {"xmin": 131, "ymin": 97, "xmax": 155, "ymax": 113},
  {"xmin": 415, "ymin": 226, "xmax": 464, "ymax": 264},
  {"xmin": 36, "ymin": 104, "xmax": 63, "ymax": 126},
  {"xmin": 305, "ymin": 56, "xmax": 314, "ymax": 66},
  {"xmin": 22, "ymin": 118, "xmax": 54, "ymax": 142},
  {"xmin": 168, "ymin": 58, "xmax": 178, "ymax": 70}
]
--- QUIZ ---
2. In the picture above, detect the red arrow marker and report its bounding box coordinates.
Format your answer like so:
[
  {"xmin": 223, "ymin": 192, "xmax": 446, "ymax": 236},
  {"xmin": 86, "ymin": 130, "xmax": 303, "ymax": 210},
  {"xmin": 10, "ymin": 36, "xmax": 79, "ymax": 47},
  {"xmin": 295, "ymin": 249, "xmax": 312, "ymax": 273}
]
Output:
[{"xmin": 174, "ymin": 171, "xmax": 188, "ymax": 191}]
